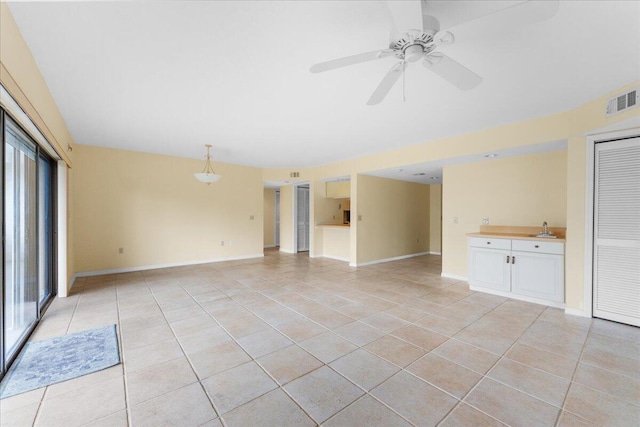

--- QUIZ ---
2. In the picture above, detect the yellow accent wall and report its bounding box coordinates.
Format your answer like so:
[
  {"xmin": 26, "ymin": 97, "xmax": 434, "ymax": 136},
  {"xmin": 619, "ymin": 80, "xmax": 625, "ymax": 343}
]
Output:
[
  {"xmin": 72, "ymin": 145, "xmax": 263, "ymax": 272},
  {"xmin": 263, "ymin": 188, "xmax": 275, "ymax": 247},
  {"xmin": 429, "ymin": 184, "xmax": 442, "ymax": 254},
  {"xmin": 442, "ymin": 150, "xmax": 568, "ymax": 277},
  {"xmin": 356, "ymin": 175, "xmax": 430, "ymax": 264}
]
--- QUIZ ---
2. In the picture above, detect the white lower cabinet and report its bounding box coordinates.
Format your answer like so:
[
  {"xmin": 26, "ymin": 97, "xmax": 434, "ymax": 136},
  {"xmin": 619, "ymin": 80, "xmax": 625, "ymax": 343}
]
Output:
[
  {"xmin": 468, "ymin": 237, "xmax": 565, "ymax": 306},
  {"xmin": 468, "ymin": 247, "xmax": 511, "ymax": 292}
]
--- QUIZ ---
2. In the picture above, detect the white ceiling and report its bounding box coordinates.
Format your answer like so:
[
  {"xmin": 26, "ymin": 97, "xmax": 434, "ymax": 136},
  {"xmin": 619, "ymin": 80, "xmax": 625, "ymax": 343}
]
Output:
[{"xmin": 7, "ymin": 1, "xmax": 640, "ymax": 170}]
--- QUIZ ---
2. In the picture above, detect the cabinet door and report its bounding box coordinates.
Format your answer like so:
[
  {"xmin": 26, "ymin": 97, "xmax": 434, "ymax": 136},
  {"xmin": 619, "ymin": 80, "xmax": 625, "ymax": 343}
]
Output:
[
  {"xmin": 468, "ymin": 247, "xmax": 511, "ymax": 292},
  {"xmin": 511, "ymin": 251, "xmax": 564, "ymax": 302}
]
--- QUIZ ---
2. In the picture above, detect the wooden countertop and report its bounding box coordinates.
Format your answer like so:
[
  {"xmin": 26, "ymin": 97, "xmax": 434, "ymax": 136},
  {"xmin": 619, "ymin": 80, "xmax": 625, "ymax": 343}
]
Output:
[
  {"xmin": 467, "ymin": 225, "xmax": 566, "ymax": 242},
  {"xmin": 467, "ymin": 232, "xmax": 566, "ymax": 243}
]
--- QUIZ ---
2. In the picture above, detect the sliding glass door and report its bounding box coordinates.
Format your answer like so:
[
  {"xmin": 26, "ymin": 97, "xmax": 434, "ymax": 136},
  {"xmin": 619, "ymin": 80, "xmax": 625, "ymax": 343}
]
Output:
[
  {"xmin": 1, "ymin": 112, "xmax": 56, "ymax": 376},
  {"xmin": 4, "ymin": 116, "xmax": 39, "ymax": 363}
]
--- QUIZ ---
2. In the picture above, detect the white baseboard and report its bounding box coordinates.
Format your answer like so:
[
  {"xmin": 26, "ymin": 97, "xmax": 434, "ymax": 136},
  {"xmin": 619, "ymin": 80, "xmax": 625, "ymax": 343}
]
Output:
[
  {"xmin": 71, "ymin": 254, "xmax": 265, "ymax": 281},
  {"xmin": 263, "ymin": 244, "xmax": 276, "ymax": 249},
  {"xmin": 469, "ymin": 285, "xmax": 566, "ymax": 309},
  {"xmin": 441, "ymin": 272, "xmax": 467, "ymax": 281},
  {"xmin": 278, "ymin": 248, "xmax": 295, "ymax": 254},
  {"xmin": 320, "ymin": 254, "xmax": 350, "ymax": 263},
  {"xmin": 351, "ymin": 251, "xmax": 430, "ymax": 267},
  {"xmin": 428, "ymin": 251, "xmax": 442, "ymax": 255},
  {"xmin": 564, "ymin": 308, "xmax": 591, "ymax": 318}
]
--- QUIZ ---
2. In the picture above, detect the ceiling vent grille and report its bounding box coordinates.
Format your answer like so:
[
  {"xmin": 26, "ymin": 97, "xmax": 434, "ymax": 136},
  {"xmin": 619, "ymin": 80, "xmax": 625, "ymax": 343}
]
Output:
[
  {"xmin": 606, "ymin": 88, "xmax": 638, "ymax": 116},
  {"xmin": 290, "ymin": 172, "xmax": 300, "ymax": 178}
]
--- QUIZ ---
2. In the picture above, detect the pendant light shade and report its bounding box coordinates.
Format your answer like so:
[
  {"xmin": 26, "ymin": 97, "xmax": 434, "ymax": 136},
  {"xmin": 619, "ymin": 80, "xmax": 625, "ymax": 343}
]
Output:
[{"xmin": 194, "ymin": 144, "xmax": 221, "ymax": 184}]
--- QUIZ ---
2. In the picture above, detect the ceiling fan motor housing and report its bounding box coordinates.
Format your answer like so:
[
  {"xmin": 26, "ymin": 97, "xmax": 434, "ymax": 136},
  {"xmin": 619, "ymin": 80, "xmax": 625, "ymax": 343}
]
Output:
[{"xmin": 391, "ymin": 31, "xmax": 437, "ymax": 61}]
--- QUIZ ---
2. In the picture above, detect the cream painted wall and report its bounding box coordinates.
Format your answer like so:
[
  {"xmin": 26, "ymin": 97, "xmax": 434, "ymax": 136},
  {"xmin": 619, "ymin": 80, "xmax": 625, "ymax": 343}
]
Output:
[
  {"xmin": 279, "ymin": 185, "xmax": 294, "ymax": 253},
  {"xmin": 429, "ymin": 184, "xmax": 442, "ymax": 254},
  {"xmin": 565, "ymin": 137, "xmax": 587, "ymax": 312},
  {"xmin": 263, "ymin": 188, "xmax": 275, "ymax": 247},
  {"xmin": 320, "ymin": 227, "xmax": 351, "ymax": 261},
  {"xmin": 442, "ymin": 150, "xmax": 568, "ymax": 278},
  {"xmin": 356, "ymin": 175, "xmax": 430, "ymax": 264},
  {"xmin": 73, "ymin": 145, "xmax": 263, "ymax": 273}
]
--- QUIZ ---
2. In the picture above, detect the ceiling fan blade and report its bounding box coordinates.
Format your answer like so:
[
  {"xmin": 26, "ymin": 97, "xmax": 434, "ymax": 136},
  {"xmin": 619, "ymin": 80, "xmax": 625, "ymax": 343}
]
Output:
[
  {"xmin": 423, "ymin": 53, "xmax": 482, "ymax": 90},
  {"xmin": 421, "ymin": 0, "xmax": 558, "ymax": 31},
  {"xmin": 367, "ymin": 62, "xmax": 405, "ymax": 106},
  {"xmin": 310, "ymin": 49, "xmax": 394, "ymax": 73}
]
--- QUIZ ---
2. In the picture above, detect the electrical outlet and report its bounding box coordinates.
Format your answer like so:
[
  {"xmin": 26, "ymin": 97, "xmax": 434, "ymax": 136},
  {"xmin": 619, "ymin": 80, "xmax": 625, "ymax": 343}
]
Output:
[
  {"xmin": 453, "ymin": 217, "xmax": 459, "ymax": 224},
  {"xmin": 118, "ymin": 247, "xmax": 124, "ymax": 254},
  {"xmin": 358, "ymin": 215, "xmax": 362, "ymax": 221},
  {"xmin": 249, "ymin": 215, "xmax": 254, "ymax": 220},
  {"xmin": 221, "ymin": 241, "xmax": 224, "ymax": 246},
  {"xmin": 483, "ymin": 217, "xmax": 489, "ymax": 225},
  {"xmin": 229, "ymin": 241, "xmax": 233, "ymax": 246},
  {"xmin": 333, "ymin": 215, "xmax": 335, "ymax": 219}
]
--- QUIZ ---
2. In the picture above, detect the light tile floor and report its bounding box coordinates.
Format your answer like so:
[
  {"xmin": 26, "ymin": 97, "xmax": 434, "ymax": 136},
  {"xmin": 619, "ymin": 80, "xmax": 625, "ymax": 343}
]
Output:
[{"xmin": 1, "ymin": 250, "xmax": 639, "ymax": 426}]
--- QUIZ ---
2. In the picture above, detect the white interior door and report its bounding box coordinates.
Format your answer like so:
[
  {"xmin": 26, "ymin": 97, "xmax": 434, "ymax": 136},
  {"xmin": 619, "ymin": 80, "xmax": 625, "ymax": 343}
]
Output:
[
  {"xmin": 296, "ymin": 186, "xmax": 310, "ymax": 252},
  {"xmin": 593, "ymin": 136, "xmax": 640, "ymax": 326}
]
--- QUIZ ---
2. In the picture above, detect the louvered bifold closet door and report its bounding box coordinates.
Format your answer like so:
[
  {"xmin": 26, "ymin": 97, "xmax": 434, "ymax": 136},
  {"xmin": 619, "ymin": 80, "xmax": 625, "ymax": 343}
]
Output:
[
  {"xmin": 296, "ymin": 187, "xmax": 310, "ymax": 252},
  {"xmin": 593, "ymin": 137, "xmax": 640, "ymax": 326}
]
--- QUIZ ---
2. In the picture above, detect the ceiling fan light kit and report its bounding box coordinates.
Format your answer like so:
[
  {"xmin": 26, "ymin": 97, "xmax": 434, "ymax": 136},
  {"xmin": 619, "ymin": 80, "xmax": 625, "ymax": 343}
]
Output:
[{"xmin": 310, "ymin": 0, "xmax": 557, "ymax": 105}]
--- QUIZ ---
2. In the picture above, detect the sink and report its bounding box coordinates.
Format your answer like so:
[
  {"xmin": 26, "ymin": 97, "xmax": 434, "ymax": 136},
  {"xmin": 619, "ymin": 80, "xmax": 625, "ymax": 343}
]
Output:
[{"xmin": 531, "ymin": 233, "xmax": 557, "ymax": 238}]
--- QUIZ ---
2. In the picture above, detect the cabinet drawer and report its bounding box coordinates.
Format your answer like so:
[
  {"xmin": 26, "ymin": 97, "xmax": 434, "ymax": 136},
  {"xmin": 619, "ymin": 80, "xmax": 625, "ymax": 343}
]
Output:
[
  {"xmin": 469, "ymin": 237, "xmax": 511, "ymax": 250},
  {"xmin": 512, "ymin": 239, "xmax": 564, "ymax": 255}
]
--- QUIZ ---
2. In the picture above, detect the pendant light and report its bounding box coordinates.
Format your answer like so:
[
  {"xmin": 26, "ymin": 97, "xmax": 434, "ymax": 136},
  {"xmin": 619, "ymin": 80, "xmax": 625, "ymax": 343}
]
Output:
[{"xmin": 194, "ymin": 144, "xmax": 221, "ymax": 184}]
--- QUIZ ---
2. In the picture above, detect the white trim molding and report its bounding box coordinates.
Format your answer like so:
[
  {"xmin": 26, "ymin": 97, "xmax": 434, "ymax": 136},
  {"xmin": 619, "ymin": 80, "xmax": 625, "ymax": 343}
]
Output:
[
  {"xmin": 350, "ymin": 251, "xmax": 429, "ymax": 267},
  {"xmin": 57, "ymin": 161, "xmax": 68, "ymax": 297},
  {"xmin": 565, "ymin": 308, "xmax": 591, "ymax": 318},
  {"xmin": 71, "ymin": 254, "xmax": 265, "ymax": 282},
  {"xmin": 470, "ymin": 285, "xmax": 566, "ymax": 309},
  {"xmin": 263, "ymin": 244, "xmax": 276, "ymax": 249},
  {"xmin": 320, "ymin": 254, "xmax": 350, "ymax": 263},
  {"xmin": 584, "ymin": 127, "xmax": 640, "ymax": 320},
  {"xmin": 441, "ymin": 272, "xmax": 467, "ymax": 281},
  {"xmin": 428, "ymin": 251, "xmax": 442, "ymax": 255}
]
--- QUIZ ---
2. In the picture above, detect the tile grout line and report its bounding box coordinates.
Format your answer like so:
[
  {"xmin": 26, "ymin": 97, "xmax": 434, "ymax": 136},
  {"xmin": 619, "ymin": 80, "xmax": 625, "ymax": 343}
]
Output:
[
  {"xmin": 114, "ymin": 276, "xmax": 134, "ymax": 427},
  {"xmin": 30, "ymin": 290, "xmax": 83, "ymax": 427},
  {"xmin": 553, "ymin": 319, "xmax": 595, "ymax": 427},
  {"xmin": 435, "ymin": 302, "xmax": 551, "ymax": 426}
]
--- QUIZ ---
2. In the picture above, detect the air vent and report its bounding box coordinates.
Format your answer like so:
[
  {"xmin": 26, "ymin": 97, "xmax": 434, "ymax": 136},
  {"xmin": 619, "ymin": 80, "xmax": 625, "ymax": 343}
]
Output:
[
  {"xmin": 289, "ymin": 172, "xmax": 300, "ymax": 178},
  {"xmin": 606, "ymin": 88, "xmax": 638, "ymax": 116}
]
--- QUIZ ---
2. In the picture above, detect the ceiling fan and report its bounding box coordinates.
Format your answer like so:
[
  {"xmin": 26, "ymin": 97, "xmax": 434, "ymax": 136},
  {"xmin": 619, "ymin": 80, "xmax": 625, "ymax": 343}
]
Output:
[{"xmin": 310, "ymin": 0, "xmax": 558, "ymax": 105}]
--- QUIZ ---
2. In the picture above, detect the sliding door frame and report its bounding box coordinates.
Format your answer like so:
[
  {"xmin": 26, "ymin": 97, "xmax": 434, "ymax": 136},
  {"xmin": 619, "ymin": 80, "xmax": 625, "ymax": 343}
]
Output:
[{"xmin": 1, "ymin": 108, "xmax": 58, "ymax": 376}]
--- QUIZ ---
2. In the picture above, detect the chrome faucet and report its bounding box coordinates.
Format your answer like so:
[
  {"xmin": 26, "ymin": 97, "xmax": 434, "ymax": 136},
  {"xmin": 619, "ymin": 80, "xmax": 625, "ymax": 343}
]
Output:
[{"xmin": 543, "ymin": 221, "xmax": 548, "ymax": 235}]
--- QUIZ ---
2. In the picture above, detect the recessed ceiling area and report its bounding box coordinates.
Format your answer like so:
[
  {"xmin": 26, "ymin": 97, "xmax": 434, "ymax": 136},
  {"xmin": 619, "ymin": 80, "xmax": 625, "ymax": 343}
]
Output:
[
  {"xmin": 7, "ymin": 1, "xmax": 639, "ymax": 168},
  {"xmin": 364, "ymin": 139, "xmax": 568, "ymax": 184}
]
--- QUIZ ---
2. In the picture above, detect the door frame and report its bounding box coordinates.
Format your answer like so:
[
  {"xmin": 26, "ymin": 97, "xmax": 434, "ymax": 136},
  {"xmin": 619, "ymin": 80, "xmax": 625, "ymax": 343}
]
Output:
[{"xmin": 584, "ymin": 127, "xmax": 640, "ymax": 319}]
